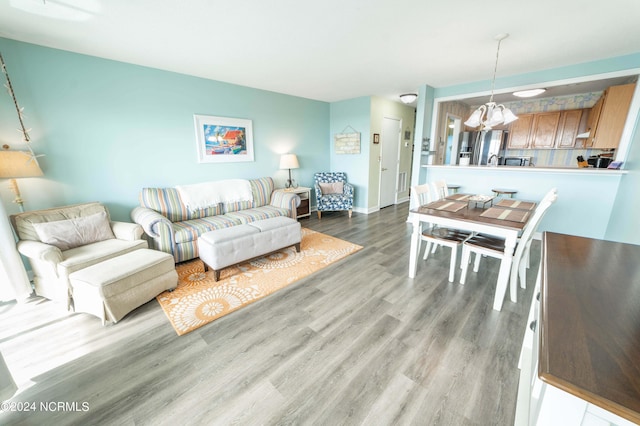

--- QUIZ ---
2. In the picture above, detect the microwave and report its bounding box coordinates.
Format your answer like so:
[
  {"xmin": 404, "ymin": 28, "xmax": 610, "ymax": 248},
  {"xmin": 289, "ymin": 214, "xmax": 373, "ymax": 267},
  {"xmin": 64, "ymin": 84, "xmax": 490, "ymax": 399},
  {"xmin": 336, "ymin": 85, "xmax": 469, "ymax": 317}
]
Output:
[{"xmin": 502, "ymin": 156, "xmax": 531, "ymax": 166}]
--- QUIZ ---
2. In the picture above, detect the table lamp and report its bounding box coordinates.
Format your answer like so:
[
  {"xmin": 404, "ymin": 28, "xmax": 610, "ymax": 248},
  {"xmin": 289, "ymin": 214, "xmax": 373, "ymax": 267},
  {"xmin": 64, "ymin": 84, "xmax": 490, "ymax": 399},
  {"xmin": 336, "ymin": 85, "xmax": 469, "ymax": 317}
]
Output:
[
  {"xmin": 279, "ymin": 154, "xmax": 299, "ymax": 189},
  {"xmin": 0, "ymin": 148, "xmax": 44, "ymax": 212}
]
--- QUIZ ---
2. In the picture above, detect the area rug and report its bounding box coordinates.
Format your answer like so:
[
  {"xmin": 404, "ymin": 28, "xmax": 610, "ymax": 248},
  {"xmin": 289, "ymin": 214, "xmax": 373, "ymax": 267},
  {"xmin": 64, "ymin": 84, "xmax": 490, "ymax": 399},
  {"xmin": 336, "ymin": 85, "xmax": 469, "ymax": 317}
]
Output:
[{"xmin": 157, "ymin": 228, "xmax": 362, "ymax": 335}]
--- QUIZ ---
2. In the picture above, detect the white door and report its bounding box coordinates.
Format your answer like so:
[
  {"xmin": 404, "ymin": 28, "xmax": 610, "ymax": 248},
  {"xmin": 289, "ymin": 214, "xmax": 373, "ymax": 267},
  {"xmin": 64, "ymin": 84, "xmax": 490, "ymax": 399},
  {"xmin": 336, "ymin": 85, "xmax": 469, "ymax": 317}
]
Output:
[{"xmin": 380, "ymin": 117, "xmax": 401, "ymax": 208}]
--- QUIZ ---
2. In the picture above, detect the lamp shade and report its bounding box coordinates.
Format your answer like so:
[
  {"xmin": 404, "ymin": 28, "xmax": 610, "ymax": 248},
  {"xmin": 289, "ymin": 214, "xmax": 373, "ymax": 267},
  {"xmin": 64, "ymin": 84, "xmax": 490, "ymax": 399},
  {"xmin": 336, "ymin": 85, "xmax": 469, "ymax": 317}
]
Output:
[
  {"xmin": 0, "ymin": 151, "xmax": 43, "ymax": 178},
  {"xmin": 279, "ymin": 154, "xmax": 299, "ymax": 170}
]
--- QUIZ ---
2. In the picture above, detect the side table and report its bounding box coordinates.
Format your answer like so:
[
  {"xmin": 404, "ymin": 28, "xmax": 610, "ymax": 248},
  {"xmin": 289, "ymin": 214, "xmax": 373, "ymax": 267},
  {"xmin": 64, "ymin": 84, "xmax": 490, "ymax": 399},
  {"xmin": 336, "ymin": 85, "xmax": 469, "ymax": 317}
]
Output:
[{"xmin": 276, "ymin": 187, "xmax": 311, "ymax": 219}]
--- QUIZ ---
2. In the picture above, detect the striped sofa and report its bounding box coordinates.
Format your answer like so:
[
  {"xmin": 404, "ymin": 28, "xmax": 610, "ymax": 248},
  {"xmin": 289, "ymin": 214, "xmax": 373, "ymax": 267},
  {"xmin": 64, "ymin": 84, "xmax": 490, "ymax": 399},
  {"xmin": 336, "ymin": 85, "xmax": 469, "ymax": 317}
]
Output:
[{"xmin": 131, "ymin": 177, "xmax": 298, "ymax": 263}]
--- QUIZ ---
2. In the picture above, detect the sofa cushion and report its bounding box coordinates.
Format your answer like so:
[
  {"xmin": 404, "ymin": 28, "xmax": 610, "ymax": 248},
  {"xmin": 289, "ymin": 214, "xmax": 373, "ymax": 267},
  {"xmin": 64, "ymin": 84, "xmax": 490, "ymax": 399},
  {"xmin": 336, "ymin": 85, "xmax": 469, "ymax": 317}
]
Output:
[
  {"xmin": 32, "ymin": 211, "xmax": 115, "ymax": 250},
  {"xmin": 12, "ymin": 202, "xmax": 109, "ymax": 242},
  {"xmin": 140, "ymin": 188, "xmax": 222, "ymax": 222},
  {"xmin": 223, "ymin": 206, "xmax": 290, "ymax": 224},
  {"xmin": 57, "ymin": 239, "xmax": 148, "ymax": 278},
  {"xmin": 173, "ymin": 215, "xmax": 241, "ymax": 244},
  {"xmin": 250, "ymin": 177, "xmax": 275, "ymax": 207},
  {"xmin": 222, "ymin": 200, "xmax": 254, "ymax": 214}
]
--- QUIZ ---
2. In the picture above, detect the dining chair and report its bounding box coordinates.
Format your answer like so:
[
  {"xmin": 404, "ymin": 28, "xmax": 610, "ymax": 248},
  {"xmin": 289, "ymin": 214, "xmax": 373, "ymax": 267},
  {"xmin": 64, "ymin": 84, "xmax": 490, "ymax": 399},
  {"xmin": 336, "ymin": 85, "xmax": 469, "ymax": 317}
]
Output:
[
  {"xmin": 459, "ymin": 188, "xmax": 557, "ymax": 310},
  {"xmin": 431, "ymin": 180, "xmax": 449, "ymax": 200},
  {"xmin": 410, "ymin": 184, "xmax": 471, "ymax": 282},
  {"xmin": 426, "ymin": 179, "xmax": 451, "ymax": 255}
]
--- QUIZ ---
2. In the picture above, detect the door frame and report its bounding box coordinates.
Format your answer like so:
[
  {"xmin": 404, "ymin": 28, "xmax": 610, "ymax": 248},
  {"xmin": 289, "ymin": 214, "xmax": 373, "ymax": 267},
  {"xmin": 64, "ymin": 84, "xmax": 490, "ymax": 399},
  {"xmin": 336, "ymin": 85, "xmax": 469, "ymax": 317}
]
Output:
[{"xmin": 378, "ymin": 115, "xmax": 403, "ymax": 208}]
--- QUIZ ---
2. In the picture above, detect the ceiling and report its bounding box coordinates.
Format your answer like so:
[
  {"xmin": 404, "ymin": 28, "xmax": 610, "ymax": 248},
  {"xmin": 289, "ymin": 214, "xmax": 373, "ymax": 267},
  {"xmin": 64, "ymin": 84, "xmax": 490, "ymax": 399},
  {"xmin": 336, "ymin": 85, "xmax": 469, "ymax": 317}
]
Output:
[{"xmin": 1, "ymin": 0, "xmax": 640, "ymax": 104}]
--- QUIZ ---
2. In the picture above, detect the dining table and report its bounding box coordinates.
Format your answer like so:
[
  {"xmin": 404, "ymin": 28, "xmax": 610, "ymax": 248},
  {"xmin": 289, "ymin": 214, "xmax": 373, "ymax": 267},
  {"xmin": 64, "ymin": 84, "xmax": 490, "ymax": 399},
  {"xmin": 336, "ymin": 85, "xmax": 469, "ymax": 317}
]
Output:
[{"xmin": 408, "ymin": 194, "xmax": 537, "ymax": 311}]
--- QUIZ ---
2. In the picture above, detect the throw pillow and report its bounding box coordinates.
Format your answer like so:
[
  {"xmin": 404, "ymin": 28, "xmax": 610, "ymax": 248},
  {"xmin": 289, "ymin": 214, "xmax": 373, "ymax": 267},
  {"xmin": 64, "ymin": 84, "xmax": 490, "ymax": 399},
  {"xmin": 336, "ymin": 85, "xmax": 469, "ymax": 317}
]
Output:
[
  {"xmin": 32, "ymin": 211, "xmax": 115, "ymax": 251},
  {"xmin": 319, "ymin": 182, "xmax": 344, "ymax": 194}
]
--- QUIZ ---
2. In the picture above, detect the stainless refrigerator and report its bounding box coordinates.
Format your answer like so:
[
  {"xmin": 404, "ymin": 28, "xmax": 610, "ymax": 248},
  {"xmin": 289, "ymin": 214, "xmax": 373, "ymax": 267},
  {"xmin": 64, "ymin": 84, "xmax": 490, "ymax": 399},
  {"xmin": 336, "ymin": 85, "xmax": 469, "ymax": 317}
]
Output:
[{"xmin": 458, "ymin": 130, "xmax": 508, "ymax": 165}]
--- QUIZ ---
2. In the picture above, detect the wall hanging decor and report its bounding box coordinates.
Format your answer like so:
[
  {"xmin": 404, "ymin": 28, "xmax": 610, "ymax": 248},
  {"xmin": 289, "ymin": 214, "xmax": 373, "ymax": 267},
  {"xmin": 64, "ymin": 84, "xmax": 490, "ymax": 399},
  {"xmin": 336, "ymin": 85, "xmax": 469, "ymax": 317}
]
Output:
[
  {"xmin": 194, "ymin": 114, "xmax": 254, "ymax": 163},
  {"xmin": 334, "ymin": 125, "xmax": 361, "ymax": 154}
]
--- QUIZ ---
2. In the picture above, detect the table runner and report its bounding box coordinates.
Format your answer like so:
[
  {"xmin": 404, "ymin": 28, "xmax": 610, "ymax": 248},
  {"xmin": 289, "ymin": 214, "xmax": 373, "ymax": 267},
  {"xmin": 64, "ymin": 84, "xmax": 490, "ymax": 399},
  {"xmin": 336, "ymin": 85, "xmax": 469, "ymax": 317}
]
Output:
[
  {"xmin": 424, "ymin": 200, "xmax": 467, "ymax": 212},
  {"xmin": 480, "ymin": 206, "xmax": 530, "ymax": 223},
  {"xmin": 495, "ymin": 199, "xmax": 536, "ymax": 211},
  {"xmin": 445, "ymin": 193, "xmax": 473, "ymax": 201}
]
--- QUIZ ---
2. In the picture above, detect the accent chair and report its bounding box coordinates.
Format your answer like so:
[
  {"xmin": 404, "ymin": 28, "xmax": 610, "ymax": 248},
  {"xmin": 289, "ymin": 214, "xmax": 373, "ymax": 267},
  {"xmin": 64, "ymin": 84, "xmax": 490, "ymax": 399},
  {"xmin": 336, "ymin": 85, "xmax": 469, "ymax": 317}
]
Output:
[{"xmin": 313, "ymin": 172, "xmax": 354, "ymax": 219}]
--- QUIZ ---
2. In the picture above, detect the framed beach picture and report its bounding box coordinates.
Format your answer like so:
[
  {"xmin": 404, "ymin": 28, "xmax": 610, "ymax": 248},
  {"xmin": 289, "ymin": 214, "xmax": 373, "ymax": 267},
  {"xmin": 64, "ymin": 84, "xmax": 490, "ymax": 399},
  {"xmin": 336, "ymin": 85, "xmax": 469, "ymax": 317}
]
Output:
[{"xmin": 194, "ymin": 115, "xmax": 254, "ymax": 163}]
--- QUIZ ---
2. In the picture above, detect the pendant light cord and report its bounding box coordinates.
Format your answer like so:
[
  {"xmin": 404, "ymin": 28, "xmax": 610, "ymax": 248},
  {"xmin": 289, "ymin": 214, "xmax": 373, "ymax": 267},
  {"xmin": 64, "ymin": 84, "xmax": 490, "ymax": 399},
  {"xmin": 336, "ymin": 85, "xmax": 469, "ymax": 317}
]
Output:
[{"xmin": 488, "ymin": 37, "xmax": 503, "ymax": 104}]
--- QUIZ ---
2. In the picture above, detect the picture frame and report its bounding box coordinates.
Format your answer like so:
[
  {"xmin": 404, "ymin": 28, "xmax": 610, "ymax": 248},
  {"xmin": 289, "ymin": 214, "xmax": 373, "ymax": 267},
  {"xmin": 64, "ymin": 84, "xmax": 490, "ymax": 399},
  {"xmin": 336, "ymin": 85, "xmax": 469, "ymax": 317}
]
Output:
[
  {"xmin": 373, "ymin": 133, "xmax": 380, "ymax": 144},
  {"xmin": 194, "ymin": 114, "xmax": 254, "ymax": 163}
]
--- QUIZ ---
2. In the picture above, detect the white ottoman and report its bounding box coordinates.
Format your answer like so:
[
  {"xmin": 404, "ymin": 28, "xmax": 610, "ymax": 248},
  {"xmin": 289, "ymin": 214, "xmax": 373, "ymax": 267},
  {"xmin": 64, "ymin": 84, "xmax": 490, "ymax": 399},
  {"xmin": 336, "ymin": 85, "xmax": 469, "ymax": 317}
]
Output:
[
  {"xmin": 198, "ymin": 216, "xmax": 302, "ymax": 281},
  {"xmin": 69, "ymin": 249, "xmax": 178, "ymax": 324}
]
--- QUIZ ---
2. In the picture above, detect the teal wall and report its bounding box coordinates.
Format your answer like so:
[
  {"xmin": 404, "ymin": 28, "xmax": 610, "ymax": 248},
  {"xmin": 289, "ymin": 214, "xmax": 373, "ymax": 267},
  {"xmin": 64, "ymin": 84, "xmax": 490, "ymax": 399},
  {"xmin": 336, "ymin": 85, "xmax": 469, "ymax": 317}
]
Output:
[
  {"xmin": 0, "ymin": 38, "xmax": 330, "ymax": 221},
  {"xmin": 414, "ymin": 53, "xmax": 640, "ymax": 244},
  {"xmin": 329, "ymin": 97, "xmax": 371, "ymax": 211}
]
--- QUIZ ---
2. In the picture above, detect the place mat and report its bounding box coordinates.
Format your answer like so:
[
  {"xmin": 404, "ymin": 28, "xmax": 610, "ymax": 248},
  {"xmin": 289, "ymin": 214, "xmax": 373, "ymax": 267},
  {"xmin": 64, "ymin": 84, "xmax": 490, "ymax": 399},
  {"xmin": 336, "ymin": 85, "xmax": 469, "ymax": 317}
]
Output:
[
  {"xmin": 424, "ymin": 200, "xmax": 467, "ymax": 212},
  {"xmin": 495, "ymin": 199, "xmax": 536, "ymax": 211},
  {"xmin": 480, "ymin": 206, "xmax": 530, "ymax": 223},
  {"xmin": 445, "ymin": 193, "xmax": 473, "ymax": 201}
]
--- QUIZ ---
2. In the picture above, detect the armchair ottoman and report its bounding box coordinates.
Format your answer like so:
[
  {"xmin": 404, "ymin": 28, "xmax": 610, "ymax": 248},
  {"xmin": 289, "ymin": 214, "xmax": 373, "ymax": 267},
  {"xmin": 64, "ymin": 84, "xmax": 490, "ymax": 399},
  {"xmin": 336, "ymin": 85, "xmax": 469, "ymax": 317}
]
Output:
[{"xmin": 69, "ymin": 249, "xmax": 177, "ymax": 324}]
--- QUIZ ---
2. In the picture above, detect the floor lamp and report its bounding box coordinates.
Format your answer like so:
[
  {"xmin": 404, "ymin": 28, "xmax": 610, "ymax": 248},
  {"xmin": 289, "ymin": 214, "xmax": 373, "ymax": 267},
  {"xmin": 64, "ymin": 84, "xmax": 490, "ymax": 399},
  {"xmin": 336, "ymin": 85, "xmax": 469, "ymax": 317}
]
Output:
[{"xmin": 0, "ymin": 149, "xmax": 43, "ymax": 213}]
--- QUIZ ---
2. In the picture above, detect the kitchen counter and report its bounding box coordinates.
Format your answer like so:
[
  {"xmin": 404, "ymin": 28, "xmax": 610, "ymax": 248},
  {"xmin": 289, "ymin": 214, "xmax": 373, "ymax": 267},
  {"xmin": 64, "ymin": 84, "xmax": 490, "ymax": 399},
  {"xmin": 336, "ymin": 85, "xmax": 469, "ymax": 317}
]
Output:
[
  {"xmin": 422, "ymin": 164, "xmax": 628, "ymax": 175},
  {"xmin": 540, "ymin": 232, "xmax": 640, "ymax": 424}
]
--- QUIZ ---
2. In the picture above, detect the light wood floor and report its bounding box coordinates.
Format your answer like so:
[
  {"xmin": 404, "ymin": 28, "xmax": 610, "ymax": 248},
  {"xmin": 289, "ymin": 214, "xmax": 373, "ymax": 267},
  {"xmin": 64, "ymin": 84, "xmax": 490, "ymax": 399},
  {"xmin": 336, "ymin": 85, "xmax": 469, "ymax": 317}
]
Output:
[{"xmin": 0, "ymin": 204, "xmax": 536, "ymax": 425}]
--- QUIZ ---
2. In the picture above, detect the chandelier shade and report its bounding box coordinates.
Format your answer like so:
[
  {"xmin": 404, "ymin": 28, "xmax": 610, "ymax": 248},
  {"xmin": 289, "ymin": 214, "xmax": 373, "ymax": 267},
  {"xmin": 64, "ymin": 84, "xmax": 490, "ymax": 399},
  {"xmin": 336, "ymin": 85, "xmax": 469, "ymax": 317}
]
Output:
[{"xmin": 465, "ymin": 34, "xmax": 518, "ymax": 130}]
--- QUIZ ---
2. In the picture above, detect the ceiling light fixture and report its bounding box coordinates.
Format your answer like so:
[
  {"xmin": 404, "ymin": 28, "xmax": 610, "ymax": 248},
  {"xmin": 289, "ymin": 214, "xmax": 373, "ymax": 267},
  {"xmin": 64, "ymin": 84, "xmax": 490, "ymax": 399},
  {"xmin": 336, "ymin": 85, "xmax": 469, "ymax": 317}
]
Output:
[
  {"xmin": 399, "ymin": 93, "xmax": 418, "ymax": 104},
  {"xmin": 513, "ymin": 88, "xmax": 546, "ymax": 98},
  {"xmin": 464, "ymin": 34, "xmax": 518, "ymax": 130}
]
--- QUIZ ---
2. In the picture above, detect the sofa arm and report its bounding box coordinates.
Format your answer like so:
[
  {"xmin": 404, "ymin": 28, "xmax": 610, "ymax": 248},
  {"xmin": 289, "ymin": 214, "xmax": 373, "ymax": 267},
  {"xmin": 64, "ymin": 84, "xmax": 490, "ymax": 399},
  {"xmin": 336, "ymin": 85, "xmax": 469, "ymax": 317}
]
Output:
[
  {"xmin": 131, "ymin": 206, "xmax": 176, "ymax": 257},
  {"xmin": 270, "ymin": 191, "xmax": 299, "ymax": 220},
  {"xmin": 131, "ymin": 207, "xmax": 172, "ymax": 238},
  {"xmin": 110, "ymin": 221, "xmax": 144, "ymax": 241},
  {"xmin": 16, "ymin": 240, "xmax": 63, "ymax": 264}
]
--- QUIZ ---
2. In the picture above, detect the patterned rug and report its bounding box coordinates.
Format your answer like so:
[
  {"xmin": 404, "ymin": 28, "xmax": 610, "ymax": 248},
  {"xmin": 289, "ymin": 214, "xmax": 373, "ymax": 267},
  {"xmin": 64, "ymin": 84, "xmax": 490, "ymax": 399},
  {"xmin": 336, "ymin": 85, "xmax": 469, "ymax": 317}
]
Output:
[{"xmin": 157, "ymin": 228, "xmax": 362, "ymax": 335}]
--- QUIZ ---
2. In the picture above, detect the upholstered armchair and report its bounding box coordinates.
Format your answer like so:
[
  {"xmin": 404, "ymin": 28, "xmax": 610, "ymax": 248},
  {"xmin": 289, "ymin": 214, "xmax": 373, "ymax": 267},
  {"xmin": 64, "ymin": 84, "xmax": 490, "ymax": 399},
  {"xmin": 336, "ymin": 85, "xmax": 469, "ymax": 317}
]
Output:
[
  {"xmin": 10, "ymin": 202, "xmax": 147, "ymax": 309},
  {"xmin": 313, "ymin": 172, "xmax": 354, "ymax": 219}
]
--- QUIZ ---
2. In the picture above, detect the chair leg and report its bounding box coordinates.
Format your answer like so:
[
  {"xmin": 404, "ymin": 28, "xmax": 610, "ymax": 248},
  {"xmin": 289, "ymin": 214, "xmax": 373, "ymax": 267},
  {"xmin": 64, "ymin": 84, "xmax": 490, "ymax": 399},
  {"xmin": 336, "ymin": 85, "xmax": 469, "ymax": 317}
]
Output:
[
  {"xmin": 460, "ymin": 246, "xmax": 470, "ymax": 284},
  {"xmin": 493, "ymin": 258, "xmax": 512, "ymax": 311},
  {"xmin": 448, "ymin": 246, "xmax": 457, "ymax": 283},
  {"xmin": 423, "ymin": 241, "xmax": 433, "ymax": 260},
  {"xmin": 473, "ymin": 252, "xmax": 481, "ymax": 272},
  {"xmin": 348, "ymin": 210, "xmax": 352, "ymax": 218},
  {"xmin": 317, "ymin": 211, "xmax": 321, "ymax": 220}
]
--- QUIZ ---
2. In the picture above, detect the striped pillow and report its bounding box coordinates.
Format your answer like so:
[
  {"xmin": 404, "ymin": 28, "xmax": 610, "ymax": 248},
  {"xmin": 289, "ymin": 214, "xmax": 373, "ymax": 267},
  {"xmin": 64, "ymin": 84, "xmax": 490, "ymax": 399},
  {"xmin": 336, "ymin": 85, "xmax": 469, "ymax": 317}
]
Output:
[{"xmin": 250, "ymin": 177, "xmax": 274, "ymax": 207}]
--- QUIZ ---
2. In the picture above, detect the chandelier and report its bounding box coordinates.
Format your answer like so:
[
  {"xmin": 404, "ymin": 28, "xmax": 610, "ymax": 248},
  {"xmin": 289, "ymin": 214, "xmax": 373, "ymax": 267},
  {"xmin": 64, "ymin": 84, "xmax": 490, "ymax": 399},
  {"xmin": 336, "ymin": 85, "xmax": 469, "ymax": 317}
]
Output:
[{"xmin": 464, "ymin": 34, "xmax": 518, "ymax": 130}]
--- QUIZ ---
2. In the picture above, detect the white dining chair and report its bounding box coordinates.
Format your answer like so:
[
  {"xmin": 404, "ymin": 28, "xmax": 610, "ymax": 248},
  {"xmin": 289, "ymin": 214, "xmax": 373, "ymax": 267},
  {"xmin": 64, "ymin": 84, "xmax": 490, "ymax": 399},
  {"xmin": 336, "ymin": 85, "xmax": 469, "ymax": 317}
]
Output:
[
  {"xmin": 459, "ymin": 188, "xmax": 557, "ymax": 310},
  {"xmin": 431, "ymin": 180, "xmax": 449, "ymax": 200},
  {"xmin": 411, "ymin": 184, "xmax": 471, "ymax": 282},
  {"xmin": 427, "ymin": 179, "xmax": 451, "ymax": 255}
]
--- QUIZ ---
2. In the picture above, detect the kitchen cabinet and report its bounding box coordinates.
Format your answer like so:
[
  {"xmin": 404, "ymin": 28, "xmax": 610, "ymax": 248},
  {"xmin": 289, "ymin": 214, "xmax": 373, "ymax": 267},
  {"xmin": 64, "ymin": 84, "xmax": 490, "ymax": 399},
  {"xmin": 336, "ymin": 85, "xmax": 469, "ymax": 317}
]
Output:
[
  {"xmin": 507, "ymin": 114, "xmax": 534, "ymax": 148},
  {"xmin": 507, "ymin": 110, "xmax": 585, "ymax": 149},
  {"xmin": 529, "ymin": 112, "xmax": 561, "ymax": 148},
  {"xmin": 554, "ymin": 109, "xmax": 584, "ymax": 148},
  {"xmin": 583, "ymin": 83, "xmax": 636, "ymax": 149}
]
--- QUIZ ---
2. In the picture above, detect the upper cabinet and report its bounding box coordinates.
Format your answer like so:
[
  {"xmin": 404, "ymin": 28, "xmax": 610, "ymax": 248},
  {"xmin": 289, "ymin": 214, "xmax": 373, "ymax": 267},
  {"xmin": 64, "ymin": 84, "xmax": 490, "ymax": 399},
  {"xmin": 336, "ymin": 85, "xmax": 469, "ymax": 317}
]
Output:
[
  {"xmin": 530, "ymin": 112, "xmax": 562, "ymax": 148},
  {"xmin": 507, "ymin": 114, "xmax": 534, "ymax": 149},
  {"xmin": 555, "ymin": 109, "xmax": 585, "ymax": 148},
  {"xmin": 507, "ymin": 110, "xmax": 585, "ymax": 149},
  {"xmin": 582, "ymin": 83, "xmax": 636, "ymax": 149}
]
